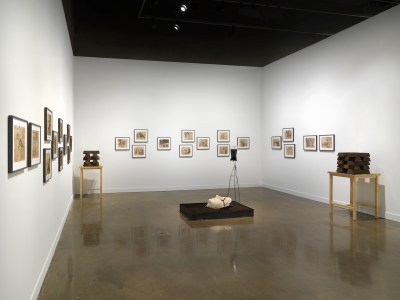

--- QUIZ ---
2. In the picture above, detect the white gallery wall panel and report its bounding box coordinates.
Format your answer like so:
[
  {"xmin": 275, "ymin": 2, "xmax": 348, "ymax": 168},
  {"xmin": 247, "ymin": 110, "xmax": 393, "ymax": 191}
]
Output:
[
  {"xmin": 74, "ymin": 58, "xmax": 262, "ymax": 193},
  {"xmin": 261, "ymin": 5, "xmax": 400, "ymax": 221},
  {"xmin": 0, "ymin": 1, "xmax": 74, "ymax": 299}
]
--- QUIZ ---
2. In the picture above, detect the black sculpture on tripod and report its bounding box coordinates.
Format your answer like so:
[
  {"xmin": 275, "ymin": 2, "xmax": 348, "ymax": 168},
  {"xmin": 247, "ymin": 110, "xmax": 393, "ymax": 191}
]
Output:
[{"xmin": 226, "ymin": 147, "xmax": 240, "ymax": 203}]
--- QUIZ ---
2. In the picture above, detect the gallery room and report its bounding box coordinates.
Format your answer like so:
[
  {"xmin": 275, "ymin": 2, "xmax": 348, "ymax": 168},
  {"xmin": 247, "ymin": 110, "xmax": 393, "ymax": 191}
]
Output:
[{"xmin": 1, "ymin": 0, "xmax": 400, "ymax": 299}]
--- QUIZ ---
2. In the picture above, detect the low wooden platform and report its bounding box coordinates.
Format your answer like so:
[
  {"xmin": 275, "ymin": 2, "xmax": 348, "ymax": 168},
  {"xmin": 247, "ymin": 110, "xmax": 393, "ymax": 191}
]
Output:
[{"xmin": 180, "ymin": 201, "xmax": 254, "ymax": 220}]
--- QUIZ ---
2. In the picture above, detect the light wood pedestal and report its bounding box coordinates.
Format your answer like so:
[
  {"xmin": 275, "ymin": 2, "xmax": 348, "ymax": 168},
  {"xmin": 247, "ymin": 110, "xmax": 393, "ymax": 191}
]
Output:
[
  {"xmin": 80, "ymin": 165, "xmax": 103, "ymax": 199},
  {"xmin": 328, "ymin": 171, "xmax": 380, "ymax": 221}
]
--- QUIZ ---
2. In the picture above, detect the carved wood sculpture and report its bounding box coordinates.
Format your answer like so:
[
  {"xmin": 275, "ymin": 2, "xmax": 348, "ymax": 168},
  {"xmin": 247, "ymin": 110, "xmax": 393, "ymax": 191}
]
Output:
[
  {"xmin": 83, "ymin": 150, "xmax": 100, "ymax": 166},
  {"xmin": 337, "ymin": 152, "xmax": 370, "ymax": 174}
]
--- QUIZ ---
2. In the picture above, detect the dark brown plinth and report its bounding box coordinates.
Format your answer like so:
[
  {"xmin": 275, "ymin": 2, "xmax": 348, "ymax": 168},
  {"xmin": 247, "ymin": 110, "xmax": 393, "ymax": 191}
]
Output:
[{"xmin": 180, "ymin": 201, "xmax": 254, "ymax": 220}]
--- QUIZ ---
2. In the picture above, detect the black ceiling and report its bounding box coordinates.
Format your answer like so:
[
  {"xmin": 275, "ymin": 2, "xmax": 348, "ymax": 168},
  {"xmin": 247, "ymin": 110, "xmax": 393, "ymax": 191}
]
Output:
[{"xmin": 62, "ymin": 0, "xmax": 399, "ymax": 67}]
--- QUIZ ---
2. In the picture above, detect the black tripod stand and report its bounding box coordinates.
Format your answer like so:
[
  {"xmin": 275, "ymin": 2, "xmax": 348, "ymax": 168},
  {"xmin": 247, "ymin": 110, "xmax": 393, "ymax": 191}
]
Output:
[{"xmin": 226, "ymin": 160, "xmax": 240, "ymax": 203}]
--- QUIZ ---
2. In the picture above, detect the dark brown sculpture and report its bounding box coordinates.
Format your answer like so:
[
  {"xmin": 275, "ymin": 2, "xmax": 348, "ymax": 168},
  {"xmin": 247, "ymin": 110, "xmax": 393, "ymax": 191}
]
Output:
[
  {"xmin": 83, "ymin": 150, "xmax": 100, "ymax": 166},
  {"xmin": 337, "ymin": 152, "xmax": 370, "ymax": 174}
]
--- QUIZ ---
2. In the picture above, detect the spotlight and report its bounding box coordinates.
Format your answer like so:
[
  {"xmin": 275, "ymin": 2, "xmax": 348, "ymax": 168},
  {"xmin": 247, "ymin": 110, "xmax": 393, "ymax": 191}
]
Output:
[
  {"xmin": 174, "ymin": 23, "xmax": 180, "ymax": 31},
  {"xmin": 180, "ymin": 4, "xmax": 188, "ymax": 12}
]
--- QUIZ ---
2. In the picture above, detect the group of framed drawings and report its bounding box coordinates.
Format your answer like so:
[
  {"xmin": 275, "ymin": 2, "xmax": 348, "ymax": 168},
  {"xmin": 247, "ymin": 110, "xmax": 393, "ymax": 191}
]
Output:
[
  {"xmin": 271, "ymin": 127, "xmax": 335, "ymax": 159},
  {"xmin": 8, "ymin": 107, "xmax": 72, "ymax": 183},
  {"xmin": 115, "ymin": 129, "xmax": 251, "ymax": 158}
]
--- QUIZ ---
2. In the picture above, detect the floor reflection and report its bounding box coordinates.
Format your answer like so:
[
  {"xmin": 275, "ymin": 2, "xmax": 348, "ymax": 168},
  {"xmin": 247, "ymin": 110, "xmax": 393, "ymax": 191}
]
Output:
[{"xmin": 80, "ymin": 197, "xmax": 103, "ymax": 246}]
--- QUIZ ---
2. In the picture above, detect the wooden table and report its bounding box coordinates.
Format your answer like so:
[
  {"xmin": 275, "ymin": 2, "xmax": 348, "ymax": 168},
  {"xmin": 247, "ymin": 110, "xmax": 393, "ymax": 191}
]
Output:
[
  {"xmin": 80, "ymin": 165, "xmax": 103, "ymax": 199},
  {"xmin": 328, "ymin": 171, "xmax": 380, "ymax": 220}
]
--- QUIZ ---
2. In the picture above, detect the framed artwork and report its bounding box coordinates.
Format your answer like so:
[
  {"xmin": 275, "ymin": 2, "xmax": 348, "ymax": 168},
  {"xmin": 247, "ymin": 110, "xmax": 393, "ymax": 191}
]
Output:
[
  {"xmin": 284, "ymin": 144, "xmax": 296, "ymax": 158},
  {"xmin": 134, "ymin": 129, "xmax": 148, "ymax": 143},
  {"xmin": 43, "ymin": 148, "xmax": 52, "ymax": 182},
  {"xmin": 67, "ymin": 146, "xmax": 71, "ymax": 164},
  {"xmin": 282, "ymin": 127, "xmax": 294, "ymax": 142},
  {"xmin": 51, "ymin": 131, "xmax": 58, "ymax": 159},
  {"xmin": 44, "ymin": 107, "xmax": 53, "ymax": 141},
  {"xmin": 115, "ymin": 137, "xmax": 130, "ymax": 151},
  {"xmin": 8, "ymin": 116, "xmax": 28, "ymax": 173},
  {"xmin": 181, "ymin": 130, "xmax": 195, "ymax": 143},
  {"xmin": 157, "ymin": 137, "xmax": 171, "ymax": 150},
  {"xmin": 28, "ymin": 122, "xmax": 41, "ymax": 167},
  {"xmin": 58, "ymin": 147, "xmax": 63, "ymax": 171},
  {"xmin": 179, "ymin": 144, "xmax": 193, "ymax": 158},
  {"xmin": 319, "ymin": 134, "xmax": 335, "ymax": 151},
  {"xmin": 70, "ymin": 136, "xmax": 73, "ymax": 151},
  {"xmin": 67, "ymin": 124, "xmax": 71, "ymax": 143},
  {"xmin": 217, "ymin": 144, "xmax": 230, "ymax": 157},
  {"xmin": 303, "ymin": 135, "xmax": 317, "ymax": 151},
  {"xmin": 196, "ymin": 137, "xmax": 210, "ymax": 150},
  {"xmin": 63, "ymin": 134, "xmax": 67, "ymax": 154},
  {"xmin": 217, "ymin": 130, "xmax": 230, "ymax": 143},
  {"xmin": 237, "ymin": 137, "xmax": 250, "ymax": 149},
  {"xmin": 271, "ymin": 136, "xmax": 282, "ymax": 150},
  {"xmin": 58, "ymin": 118, "xmax": 63, "ymax": 142},
  {"xmin": 132, "ymin": 145, "xmax": 146, "ymax": 158}
]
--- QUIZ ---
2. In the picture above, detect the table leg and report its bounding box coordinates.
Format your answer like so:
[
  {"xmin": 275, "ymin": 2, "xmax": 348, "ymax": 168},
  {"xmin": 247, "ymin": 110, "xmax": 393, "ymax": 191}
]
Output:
[
  {"xmin": 100, "ymin": 168, "xmax": 103, "ymax": 198},
  {"xmin": 329, "ymin": 174, "xmax": 333, "ymax": 214},
  {"xmin": 80, "ymin": 168, "xmax": 83, "ymax": 200},
  {"xmin": 375, "ymin": 176, "xmax": 379, "ymax": 219},
  {"xmin": 351, "ymin": 177, "xmax": 357, "ymax": 221}
]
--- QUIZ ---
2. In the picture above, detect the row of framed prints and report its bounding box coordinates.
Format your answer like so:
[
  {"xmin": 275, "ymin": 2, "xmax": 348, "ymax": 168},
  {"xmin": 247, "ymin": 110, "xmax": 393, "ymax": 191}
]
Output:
[
  {"xmin": 8, "ymin": 108, "xmax": 72, "ymax": 182},
  {"xmin": 128, "ymin": 144, "xmax": 239, "ymax": 158},
  {"xmin": 271, "ymin": 134, "xmax": 335, "ymax": 151}
]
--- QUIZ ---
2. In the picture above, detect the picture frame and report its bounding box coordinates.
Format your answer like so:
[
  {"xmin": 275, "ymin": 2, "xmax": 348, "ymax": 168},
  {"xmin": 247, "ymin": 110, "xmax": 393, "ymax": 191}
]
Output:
[
  {"xmin": 63, "ymin": 134, "xmax": 67, "ymax": 154},
  {"xmin": 58, "ymin": 147, "xmax": 63, "ymax": 171},
  {"xmin": 217, "ymin": 130, "xmax": 230, "ymax": 143},
  {"xmin": 28, "ymin": 122, "xmax": 41, "ymax": 167},
  {"xmin": 67, "ymin": 124, "xmax": 71, "ymax": 143},
  {"xmin": 58, "ymin": 118, "xmax": 63, "ymax": 142},
  {"xmin": 282, "ymin": 128, "xmax": 294, "ymax": 142},
  {"xmin": 196, "ymin": 137, "xmax": 210, "ymax": 150},
  {"xmin": 70, "ymin": 136, "xmax": 73, "ymax": 151},
  {"xmin": 319, "ymin": 134, "xmax": 335, "ymax": 151},
  {"xmin": 284, "ymin": 144, "xmax": 296, "ymax": 158},
  {"xmin": 157, "ymin": 137, "xmax": 171, "ymax": 150},
  {"xmin": 303, "ymin": 135, "xmax": 317, "ymax": 151},
  {"xmin": 179, "ymin": 144, "xmax": 193, "ymax": 158},
  {"xmin": 8, "ymin": 115, "xmax": 29, "ymax": 173},
  {"xmin": 43, "ymin": 148, "xmax": 52, "ymax": 182},
  {"xmin": 271, "ymin": 136, "xmax": 282, "ymax": 150},
  {"xmin": 217, "ymin": 144, "xmax": 230, "ymax": 157},
  {"xmin": 51, "ymin": 131, "xmax": 58, "ymax": 159},
  {"xmin": 237, "ymin": 137, "xmax": 250, "ymax": 149},
  {"xmin": 115, "ymin": 137, "xmax": 130, "ymax": 151},
  {"xmin": 181, "ymin": 130, "xmax": 195, "ymax": 143},
  {"xmin": 67, "ymin": 145, "xmax": 71, "ymax": 164},
  {"xmin": 134, "ymin": 129, "xmax": 148, "ymax": 143},
  {"xmin": 44, "ymin": 107, "xmax": 53, "ymax": 141},
  {"xmin": 132, "ymin": 145, "xmax": 146, "ymax": 158}
]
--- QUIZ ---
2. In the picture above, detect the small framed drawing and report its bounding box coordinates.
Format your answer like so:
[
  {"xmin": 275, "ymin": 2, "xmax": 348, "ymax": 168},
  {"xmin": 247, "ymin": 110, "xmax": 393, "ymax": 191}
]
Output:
[
  {"xmin": 157, "ymin": 137, "xmax": 171, "ymax": 150},
  {"xmin": 179, "ymin": 144, "xmax": 193, "ymax": 158},
  {"xmin": 58, "ymin": 118, "xmax": 63, "ymax": 142},
  {"xmin": 217, "ymin": 144, "xmax": 230, "ymax": 157},
  {"xmin": 284, "ymin": 144, "xmax": 295, "ymax": 158},
  {"xmin": 58, "ymin": 147, "xmax": 63, "ymax": 171},
  {"xmin": 43, "ymin": 148, "xmax": 52, "ymax": 182},
  {"xmin": 197, "ymin": 137, "xmax": 210, "ymax": 150},
  {"xmin": 319, "ymin": 134, "xmax": 335, "ymax": 151},
  {"xmin": 271, "ymin": 136, "xmax": 282, "ymax": 150},
  {"xmin": 134, "ymin": 129, "xmax": 148, "ymax": 143},
  {"xmin": 44, "ymin": 107, "xmax": 53, "ymax": 141},
  {"xmin": 69, "ymin": 136, "xmax": 73, "ymax": 151},
  {"xmin": 51, "ymin": 131, "xmax": 58, "ymax": 159},
  {"xmin": 8, "ymin": 115, "xmax": 28, "ymax": 173},
  {"xmin": 67, "ymin": 124, "xmax": 71, "ymax": 143},
  {"xmin": 282, "ymin": 127, "xmax": 294, "ymax": 142},
  {"xmin": 217, "ymin": 130, "xmax": 230, "ymax": 143},
  {"xmin": 237, "ymin": 137, "xmax": 250, "ymax": 149},
  {"xmin": 63, "ymin": 134, "xmax": 67, "ymax": 154},
  {"xmin": 67, "ymin": 146, "xmax": 71, "ymax": 164},
  {"xmin": 28, "ymin": 122, "xmax": 41, "ymax": 167},
  {"xmin": 115, "ymin": 137, "xmax": 130, "ymax": 151},
  {"xmin": 132, "ymin": 145, "xmax": 146, "ymax": 158},
  {"xmin": 303, "ymin": 135, "xmax": 317, "ymax": 151},
  {"xmin": 181, "ymin": 130, "xmax": 195, "ymax": 143}
]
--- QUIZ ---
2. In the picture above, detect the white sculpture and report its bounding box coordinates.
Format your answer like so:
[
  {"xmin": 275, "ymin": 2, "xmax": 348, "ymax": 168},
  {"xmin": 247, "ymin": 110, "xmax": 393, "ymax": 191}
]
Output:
[{"xmin": 206, "ymin": 195, "xmax": 232, "ymax": 209}]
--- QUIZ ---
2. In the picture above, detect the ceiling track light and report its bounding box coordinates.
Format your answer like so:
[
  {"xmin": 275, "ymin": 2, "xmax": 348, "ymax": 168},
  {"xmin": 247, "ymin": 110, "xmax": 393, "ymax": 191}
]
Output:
[
  {"xmin": 180, "ymin": 4, "xmax": 188, "ymax": 12},
  {"xmin": 174, "ymin": 23, "xmax": 180, "ymax": 31}
]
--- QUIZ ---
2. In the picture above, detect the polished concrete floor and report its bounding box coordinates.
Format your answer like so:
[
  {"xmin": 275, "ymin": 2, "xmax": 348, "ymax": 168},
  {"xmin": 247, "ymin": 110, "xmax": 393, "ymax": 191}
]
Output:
[{"xmin": 39, "ymin": 188, "xmax": 400, "ymax": 299}]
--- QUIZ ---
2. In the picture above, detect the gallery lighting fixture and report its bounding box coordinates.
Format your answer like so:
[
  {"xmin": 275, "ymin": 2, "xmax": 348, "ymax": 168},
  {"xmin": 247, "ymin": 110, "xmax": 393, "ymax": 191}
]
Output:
[
  {"xmin": 180, "ymin": 4, "xmax": 188, "ymax": 12},
  {"xmin": 174, "ymin": 23, "xmax": 180, "ymax": 31}
]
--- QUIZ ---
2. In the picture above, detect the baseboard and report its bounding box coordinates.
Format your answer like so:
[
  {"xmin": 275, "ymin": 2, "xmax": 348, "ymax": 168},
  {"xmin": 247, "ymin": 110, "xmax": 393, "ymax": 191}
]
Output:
[
  {"xmin": 30, "ymin": 194, "xmax": 74, "ymax": 300},
  {"xmin": 262, "ymin": 183, "xmax": 328, "ymax": 204},
  {"xmin": 385, "ymin": 212, "xmax": 400, "ymax": 222}
]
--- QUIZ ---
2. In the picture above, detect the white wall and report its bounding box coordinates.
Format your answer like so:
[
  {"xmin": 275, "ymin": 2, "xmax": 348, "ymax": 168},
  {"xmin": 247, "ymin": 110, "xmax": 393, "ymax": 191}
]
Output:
[
  {"xmin": 0, "ymin": 0, "xmax": 74, "ymax": 299},
  {"xmin": 74, "ymin": 58, "xmax": 262, "ymax": 193},
  {"xmin": 262, "ymin": 5, "xmax": 400, "ymax": 221}
]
